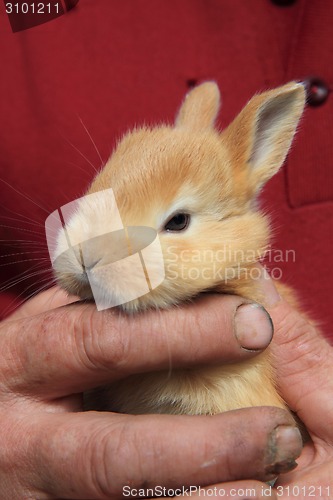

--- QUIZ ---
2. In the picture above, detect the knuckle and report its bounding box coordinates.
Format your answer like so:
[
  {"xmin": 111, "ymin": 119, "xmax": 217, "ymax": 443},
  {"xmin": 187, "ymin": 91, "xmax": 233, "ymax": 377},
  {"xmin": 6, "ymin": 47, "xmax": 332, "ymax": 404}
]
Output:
[
  {"xmin": 275, "ymin": 305, "xmax": 314, "ymax": 345},
  {"xmin": 275, "ymin": 306, "xmax": 325, "ymax": 367},
  {"xmin": 88, "ymin": 431, "xmax": 113, "ymax": 497},
  {"xmin": 72, "ymin": 306, "xmax": 132, "ymax": 376},
  {"xmin": 87, "ymin": 418, "xmax": 140, "ymax": 498}
]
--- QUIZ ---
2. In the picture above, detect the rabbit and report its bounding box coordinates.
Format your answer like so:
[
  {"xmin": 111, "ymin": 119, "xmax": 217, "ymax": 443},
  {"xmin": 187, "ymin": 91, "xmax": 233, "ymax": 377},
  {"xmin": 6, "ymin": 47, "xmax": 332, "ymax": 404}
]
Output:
[{"xmin": 52, "ymin": 81, "xmax": 306, "ymax": 415}]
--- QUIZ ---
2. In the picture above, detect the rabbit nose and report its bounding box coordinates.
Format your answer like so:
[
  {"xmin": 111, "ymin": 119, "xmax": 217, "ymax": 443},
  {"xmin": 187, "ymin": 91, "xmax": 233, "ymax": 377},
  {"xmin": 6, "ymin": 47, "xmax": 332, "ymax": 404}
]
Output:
[
  {"xmin": 79, "ymin": 226, "xmax": 165, "ymax": 311},
  {"xmin": 78, "ymin": 229, "xmax": 131, "ymax": 271},
  {"xmin": 79, "ymin": 226, "xmax": 159, "ymax": 269},
  {"xmin": 78, "ymin": 244, "xmax": 101, "ymax": 272}
]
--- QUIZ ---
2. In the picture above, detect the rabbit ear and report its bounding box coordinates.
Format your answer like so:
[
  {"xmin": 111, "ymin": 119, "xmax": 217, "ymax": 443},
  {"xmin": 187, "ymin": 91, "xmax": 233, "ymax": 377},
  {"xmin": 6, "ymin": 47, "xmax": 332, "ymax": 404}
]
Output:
[
  {"xmin": 175, "ymin": 82, "xmax": 221, "ymax": 131},
  {"xmin": 221, "ymin": 82, "xmax": 306, "ymax": 193}
]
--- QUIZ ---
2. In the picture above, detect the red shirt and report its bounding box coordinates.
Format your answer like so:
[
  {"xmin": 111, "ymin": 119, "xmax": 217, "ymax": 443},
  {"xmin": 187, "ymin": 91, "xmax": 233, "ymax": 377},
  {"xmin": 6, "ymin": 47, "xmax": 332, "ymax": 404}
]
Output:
[{"xmin": 0, "ymin": 0, "xmax": 332, "ymax": 339}]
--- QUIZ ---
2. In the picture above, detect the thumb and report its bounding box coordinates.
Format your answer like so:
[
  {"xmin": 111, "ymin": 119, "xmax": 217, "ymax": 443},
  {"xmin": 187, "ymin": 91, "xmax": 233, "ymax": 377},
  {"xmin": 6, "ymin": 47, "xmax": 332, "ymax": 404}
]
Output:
[{"xmin": 259, "ymin": 267, "xmax": 333, "ymax": 436}]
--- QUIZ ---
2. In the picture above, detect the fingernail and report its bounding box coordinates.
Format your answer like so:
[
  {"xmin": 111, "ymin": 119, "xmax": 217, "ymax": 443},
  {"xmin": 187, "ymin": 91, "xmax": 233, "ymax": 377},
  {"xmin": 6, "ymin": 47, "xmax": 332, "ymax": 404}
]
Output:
[
  {"xmin": 258, "ymin": 267, "xmax": 281, "ymax": 308},
  {"xmin": 235, "ymin": 303, "xmax": 274, "ymax": 351},
  {"xmin": 265, "ymin": 425, "xmax": 303, "ymax": 476}
]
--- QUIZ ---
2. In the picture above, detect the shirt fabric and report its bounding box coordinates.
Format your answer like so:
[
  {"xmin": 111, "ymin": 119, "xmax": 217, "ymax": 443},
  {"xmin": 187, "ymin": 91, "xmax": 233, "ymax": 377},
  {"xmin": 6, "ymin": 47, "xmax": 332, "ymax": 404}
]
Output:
[{"xmin": 0, "ymin": 0, "xmax": 332, "ymax": 339}]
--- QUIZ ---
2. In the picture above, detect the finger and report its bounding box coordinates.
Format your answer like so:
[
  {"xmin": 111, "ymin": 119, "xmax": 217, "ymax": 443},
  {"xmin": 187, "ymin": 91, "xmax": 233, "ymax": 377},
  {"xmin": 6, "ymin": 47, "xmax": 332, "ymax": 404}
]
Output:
[
  {"xmin": 259, "ymin": 268, "xmax": 333, "ymax": 436},
  {"xmin": 0, "ymin": 293, "xmax": 274, "ymax": 399},
  {"xmin": 4, "ymin": 286, "xmax": 79, "ymax": 322},
  {"xmin": 24, "ymin": 407, "xmax": 300, "ymax": 499},
  {"xmin": 181, "ymin": 480, "xmax": 277, "ymax": 499}
]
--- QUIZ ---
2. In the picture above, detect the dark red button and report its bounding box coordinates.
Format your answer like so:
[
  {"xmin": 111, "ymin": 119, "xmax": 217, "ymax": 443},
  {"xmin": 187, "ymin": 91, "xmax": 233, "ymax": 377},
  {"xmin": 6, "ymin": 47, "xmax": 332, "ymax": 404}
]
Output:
[
  {"xmin": 186, "ymin": 79, "xmax": 198, "ymax": 88},
  {"xmin": 64, "ymin": 0, "xmax": 80, "ymax": 10},
  {"xmin": 271, "ymin": 0, "xmax": 297, "ymax": 6},
  {"xmin": 303, "ymin": 77, "xmax": 330, "ymax": 107}
]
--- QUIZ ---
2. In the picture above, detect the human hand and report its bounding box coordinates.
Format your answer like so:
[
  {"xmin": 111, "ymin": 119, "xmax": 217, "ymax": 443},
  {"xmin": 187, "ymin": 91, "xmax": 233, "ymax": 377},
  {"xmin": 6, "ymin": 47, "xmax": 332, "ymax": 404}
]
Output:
[
  {"xmin": 224, "ymin": 270, "xmax": 333, "ymax": 500},
  {"xmin": 260, "ymin": 273, "xmax": 333, "ymax": 500},
  {"xmin": 0, "ymin": 287, "xmax": 301, "ymax": 499}
]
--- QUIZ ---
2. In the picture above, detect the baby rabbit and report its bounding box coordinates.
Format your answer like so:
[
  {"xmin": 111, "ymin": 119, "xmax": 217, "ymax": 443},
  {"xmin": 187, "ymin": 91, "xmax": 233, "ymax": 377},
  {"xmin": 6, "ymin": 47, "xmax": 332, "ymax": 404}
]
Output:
[{"xmin": 52, "ymin": 81, "xmax": 306, "ymax": 415}]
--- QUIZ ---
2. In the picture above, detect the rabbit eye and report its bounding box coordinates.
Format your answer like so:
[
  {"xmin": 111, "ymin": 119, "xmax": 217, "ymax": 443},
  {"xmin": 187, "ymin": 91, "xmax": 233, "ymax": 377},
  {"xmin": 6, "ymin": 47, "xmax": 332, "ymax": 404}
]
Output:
[{"xmin": 164, "ymin": 213, "xmax": 191, "ymax": 232}]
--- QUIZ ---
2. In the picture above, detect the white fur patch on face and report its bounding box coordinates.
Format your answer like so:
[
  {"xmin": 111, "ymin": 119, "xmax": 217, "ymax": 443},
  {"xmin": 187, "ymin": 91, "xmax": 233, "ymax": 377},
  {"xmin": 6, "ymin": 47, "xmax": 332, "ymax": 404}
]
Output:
[
  {"xmin": 46, "ymin": 189, "xmax": 124, "ymax": 264},
  {"xmin": 64, "ymin": 189, "xmax": 124, "ymax": 246},
  {"xmin": 47, "ymin": 189, "xmax": 165, "ymax": 309}
]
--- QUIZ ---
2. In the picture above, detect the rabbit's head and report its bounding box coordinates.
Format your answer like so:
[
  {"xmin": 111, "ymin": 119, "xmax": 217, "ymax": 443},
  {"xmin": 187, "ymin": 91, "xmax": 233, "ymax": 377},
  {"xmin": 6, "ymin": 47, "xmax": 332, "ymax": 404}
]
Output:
[{"xmin": 53, "ymin": 82, "xmax": 305, "ymax": 311}]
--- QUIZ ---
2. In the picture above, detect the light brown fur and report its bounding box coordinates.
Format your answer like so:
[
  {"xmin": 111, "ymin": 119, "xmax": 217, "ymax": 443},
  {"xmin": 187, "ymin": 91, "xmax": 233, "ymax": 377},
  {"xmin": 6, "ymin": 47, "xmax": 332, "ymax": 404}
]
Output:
[{"xmin": 54, "ymin": 81, "xmax": 306, "ymax": 415}]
